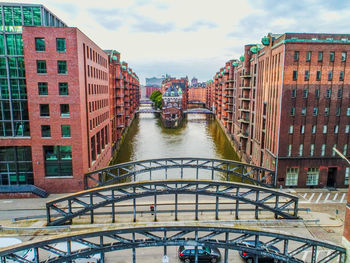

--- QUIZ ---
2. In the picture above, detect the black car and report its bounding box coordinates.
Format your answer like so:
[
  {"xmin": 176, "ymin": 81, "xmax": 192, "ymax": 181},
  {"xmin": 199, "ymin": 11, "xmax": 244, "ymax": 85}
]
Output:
[
  {"xmin": 239, "ymin": 240, "xmax": 283, "ymax": 263},
  {"xmin": 178, "ymin": 245, "xmax": 221, "ymax": 263}
]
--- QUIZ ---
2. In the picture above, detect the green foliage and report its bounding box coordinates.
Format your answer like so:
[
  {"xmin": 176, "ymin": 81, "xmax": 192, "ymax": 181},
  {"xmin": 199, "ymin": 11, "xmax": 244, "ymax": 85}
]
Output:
[{"xmin": 150, "ymin": 90, "xmax": 162, "ymax": 109}]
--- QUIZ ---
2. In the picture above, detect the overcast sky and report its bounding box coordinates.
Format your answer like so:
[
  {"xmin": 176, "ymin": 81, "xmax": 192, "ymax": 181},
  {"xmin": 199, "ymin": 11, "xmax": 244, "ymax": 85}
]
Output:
[{"xmin": 9, "ymin": 0, "xmax": 350, "ymax": 84}]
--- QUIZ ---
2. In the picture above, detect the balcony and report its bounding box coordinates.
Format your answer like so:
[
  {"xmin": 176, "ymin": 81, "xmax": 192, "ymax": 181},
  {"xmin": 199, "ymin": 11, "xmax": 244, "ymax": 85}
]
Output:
[
  {"xmin": 117, "ymin": 104, "xmax": 124, "ymax": 107},
  {"xmin": 240, "ymin": 74, "xmax": 251, "ymax": 78},
  {"xmin": 241, "ymin": 86, "xmax": 251, "ymax": 90},
  {"xmin": 238, "ymin": 132, "xmax": 249, "ymax": 138},
  {"xmin": 238, "ymin": 117, "xmax": 249, "ymax": 124},
  {"xmin": 224, "ymin": 94, "xmax": 234, "ymax": 98},
  {"xmin": 239, "ymin": 107, "xmax": 250, "ymax": 112},
  {"xmin": 117, "ymin": 124, "xmax": 125, "ymax": 128}
]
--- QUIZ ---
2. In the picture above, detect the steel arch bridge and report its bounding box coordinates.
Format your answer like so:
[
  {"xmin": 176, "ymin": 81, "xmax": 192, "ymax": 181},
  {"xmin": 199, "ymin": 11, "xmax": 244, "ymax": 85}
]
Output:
[
  {"xmin": 0, "ymin": 223, "xmax": 345, "ymax": 263},
  {"xmin": 46, "ymin": 179, "xmax": 298, "ymax": 226},
  {"xmin": 84, "ymin": 157, "xmax": 275, "ymax": 189},
  {"xmin": 184, "ymin": 108, "xmax": 213, "ymax": 114}
]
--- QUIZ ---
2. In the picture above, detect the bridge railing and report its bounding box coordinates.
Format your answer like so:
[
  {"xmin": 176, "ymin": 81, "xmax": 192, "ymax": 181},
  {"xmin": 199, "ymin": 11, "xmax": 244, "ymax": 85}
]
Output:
[
  {"xmin": 0, "ymin": 224, "xmax": 345, "ymax": 263},
  {"xmin": 84, "ymin": 157, "xmax": 276, "ymax": 190},
  {"xmin": 46, "ymin": 179, "xmax": 298, "ymax": 226}
]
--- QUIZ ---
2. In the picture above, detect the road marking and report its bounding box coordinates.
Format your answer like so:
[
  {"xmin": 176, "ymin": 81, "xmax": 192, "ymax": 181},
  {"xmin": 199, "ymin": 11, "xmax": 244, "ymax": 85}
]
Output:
[
  {"xmin": 324, "ymin": 193, "xmax": 330, "ymax": 202},
  {"xmin": 333, "ymin": 193, "xmax": 338, "ymax": 201},
  {"xmin": 308, "ymin": 193, "xmax": 315, "ymax": 202},
  {"xmin": 302, "ymin": 193, "xmax": 307, "ymax": 199},
  {"xmin": 315, "ymin": 193, "xmax": 323, "ymax": 203},
  {"xmin": 340, "ymin": 193, "xmax": 346, "ymax": 203}
]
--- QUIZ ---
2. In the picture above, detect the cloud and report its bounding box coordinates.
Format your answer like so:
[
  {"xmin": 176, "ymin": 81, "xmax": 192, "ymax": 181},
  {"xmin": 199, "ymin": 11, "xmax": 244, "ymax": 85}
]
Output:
[
  {"xmin": 87, "ymin": 8, "xmax": 124, "ymax": 31},
  {"xmin": 131, "ymin": 15, "xmax": 175, "ymax": 33},
  {"xmin": 227, "ymin": 1, "xmax": 350, "ymax": 40},
  {"xmin": 183, "ymin": 20, "xmax": 217, "ymax": 32}
]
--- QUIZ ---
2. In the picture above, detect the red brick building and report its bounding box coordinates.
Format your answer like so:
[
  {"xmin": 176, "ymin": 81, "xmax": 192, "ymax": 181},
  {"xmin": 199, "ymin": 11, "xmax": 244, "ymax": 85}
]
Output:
[
  {"xmin": 210, "ymin": 33, "xmax": 350, "ymax": 188},
  {"xmin": 344, "ymin": 187, "xmax": 350, "ymax": 258},
  {"xmin": 161, "ymin": 77, "xmax": 189, "ymax": 109},
  {"xmin": 145, "ymin": 85, "xmax": 161, "ymax": 98},
  {"xmin": 188, "ymin": 86, "xmax": 207, "ymax": 103}
]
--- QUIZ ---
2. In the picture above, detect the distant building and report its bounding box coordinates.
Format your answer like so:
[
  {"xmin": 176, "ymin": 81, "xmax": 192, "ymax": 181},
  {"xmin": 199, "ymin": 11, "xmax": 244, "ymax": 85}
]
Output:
[
  {"xmin": 161, "ymin": 86, "xmax": 183, "ymax": 128},
  {"xmin": 191, "ymin": 77, "xmax": 198, "ymax": 86},
  {"xmin": 161, "ymin": 77, "xmax": 189, "ymax": 109},
  {"xmin": 145, "ymin": 76, "xmax": 164, "ymax": 97}
]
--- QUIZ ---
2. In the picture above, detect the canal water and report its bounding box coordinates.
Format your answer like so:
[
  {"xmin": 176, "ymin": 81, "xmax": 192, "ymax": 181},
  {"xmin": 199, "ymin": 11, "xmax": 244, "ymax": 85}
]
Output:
[{"xmin": 111, "ymin": 105, "xmax": 240, "ymax": 165}]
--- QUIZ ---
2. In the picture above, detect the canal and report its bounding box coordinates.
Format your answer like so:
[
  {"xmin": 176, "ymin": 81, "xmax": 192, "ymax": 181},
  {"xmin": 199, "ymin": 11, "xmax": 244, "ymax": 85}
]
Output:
[{"xmin": 111, "ymin": 105, "xmax": 240, "ymax": 166}]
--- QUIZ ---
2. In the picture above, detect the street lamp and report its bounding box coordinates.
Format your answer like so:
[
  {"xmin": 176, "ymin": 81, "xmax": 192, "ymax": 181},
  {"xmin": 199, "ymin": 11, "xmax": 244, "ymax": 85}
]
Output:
[{"xmin": 333, "ymin": 147, "xmax": 350, "ymax": 165}]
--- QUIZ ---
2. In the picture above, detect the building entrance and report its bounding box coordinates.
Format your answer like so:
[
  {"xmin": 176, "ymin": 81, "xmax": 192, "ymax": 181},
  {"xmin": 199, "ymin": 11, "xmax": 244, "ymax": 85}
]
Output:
[{"xmin": 327, "ymin": 167, "xmax": 337, "ymax": 188}]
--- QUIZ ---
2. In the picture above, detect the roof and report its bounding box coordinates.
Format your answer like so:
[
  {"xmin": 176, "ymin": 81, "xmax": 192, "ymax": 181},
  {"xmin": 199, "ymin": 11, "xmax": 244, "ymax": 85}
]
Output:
[{"xmin": 163, "ymin": 85, "xmax": 181, "ymax": 97}]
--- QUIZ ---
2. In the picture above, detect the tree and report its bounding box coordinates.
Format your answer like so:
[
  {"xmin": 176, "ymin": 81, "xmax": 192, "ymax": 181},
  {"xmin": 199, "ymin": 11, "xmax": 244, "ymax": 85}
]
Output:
[{"xmin": 150, "ymin": 90, "xmax": 162, "ymax": 109}]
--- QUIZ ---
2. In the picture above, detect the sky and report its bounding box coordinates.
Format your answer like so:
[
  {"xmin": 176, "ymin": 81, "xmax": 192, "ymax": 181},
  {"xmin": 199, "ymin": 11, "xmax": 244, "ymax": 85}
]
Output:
[{"xmin": 8, "ymin": 0, "xmax": 350, "ymax": 84}]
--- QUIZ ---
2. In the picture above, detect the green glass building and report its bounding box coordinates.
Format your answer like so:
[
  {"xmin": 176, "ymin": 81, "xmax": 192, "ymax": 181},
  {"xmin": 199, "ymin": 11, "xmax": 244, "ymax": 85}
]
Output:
[{"xmin": 0, "ymin": 3, "xmax": 66, "ymax": 188}]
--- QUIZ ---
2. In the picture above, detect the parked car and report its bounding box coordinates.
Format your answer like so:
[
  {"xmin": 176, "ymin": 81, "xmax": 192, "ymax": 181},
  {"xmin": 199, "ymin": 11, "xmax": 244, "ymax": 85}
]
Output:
[
  {"xmin": 178, "ymin": 245, "xmax": 221, "ymax": 263},
  {"xmin": 49, "ymin": 242, "xmax": 101, "ymax": 263},
  {"xmin": 0, "ymin": 237, "xmax": 35, "ymax": 262},
  {"xmin": 239, "ymin": 240, "xmax": 283, "ymax": 263}
]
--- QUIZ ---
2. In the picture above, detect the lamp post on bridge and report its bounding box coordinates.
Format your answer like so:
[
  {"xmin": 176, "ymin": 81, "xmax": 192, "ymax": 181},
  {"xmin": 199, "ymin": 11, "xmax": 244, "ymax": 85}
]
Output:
[{"xmin": 333, "ymin": 147, "xmax": 350, "ymax": 263}]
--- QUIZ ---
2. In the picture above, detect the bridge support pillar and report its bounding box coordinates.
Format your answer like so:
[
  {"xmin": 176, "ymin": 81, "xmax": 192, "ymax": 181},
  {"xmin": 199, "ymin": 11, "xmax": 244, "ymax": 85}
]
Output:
[{"xmin": 342, "ymin": 237, "xmax": 349, "ymax": 263}]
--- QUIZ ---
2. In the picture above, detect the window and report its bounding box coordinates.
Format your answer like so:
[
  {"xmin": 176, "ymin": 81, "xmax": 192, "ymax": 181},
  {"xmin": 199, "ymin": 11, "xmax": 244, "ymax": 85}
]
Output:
[
  {"xmin": 336, "ymin": 107, "xmax": 341, "ymax": 116},
  {"xmin": 306, "ymin": 168, "xmax": 319, "ymax": 186},
  {"xmin": 91, "ymin": 136, "xmax": 96, "ymax": 161},
  {"xmin": 299, "ymin": 144, "xmax": 303, "ymax": 156},
  {"xmin": 44, "ymin": 146, "xmax": 72, "ymax": 177},
  {"xmin": 321, "ymin": 144, "xmax": 326, "ymax": 156},
  {"xmin": 303, "ymin": 89, "xmax": 308, "ymax": 98},
  {"xmin": 338, "ymin": 88, "xmax": 343, "ymax": 98},
  {"xmin": 38, "ymin": 82, "xmax": 48, "ymax": 95},
  {"xmin": 291, "ymin": 88, "xmax": 296, "ymax": 98},
  {"xmin": 328, "ymin": 71, "xmax": 333, "ymax": 81},
  {"xmin": 323, "ymin": 125, "xmax": 327, "ymax": 134},
  {"xmin": 332, "ymin": 144, "xmax": 337, "ymax": 156},
  {"xmin": 304, "ymin": 71, "xmax": 309, "ymax": 81},
  {"xmin": 316, "ymin": 71, "xmax": 321, "ymax": 81},
  {"xmin": 347, "ymin": 108, "xmax": 350, "ymax": 116},
  {"xmin": 60, "ymin": 104, "xmax": 69, "ymax": 117},
  {"xmin": 346, "ymin": 125, "xmax": 350, "ymax": 133},
  {"xmin": 300, "ymin": 125, "xmax": 305, "ymax": 134},
  {"xmin": 334, "ymin": 125, "xmax": 339, "ymax": 134},
  {"xmin": 40, "ymin": 104, "xmax": 49, "ymax": 117},
  {"xmin": 301, "ymin": 107, "xmax": 306, "ymax": 116},
  {"xmin": 35, "ymin": 38, "xmax": 45, "ymax": 51},
  {"xmin": 57, "ymin": 61, "xmax": 67, "ymax": 74},
  {"xmin": 313, "ymin": 107, "xmax": 318, "ymax": 116},
  {"xmin": 330, "ymin": 52, "xmax": 335, "ymax": 62},
  {"xmin": 286, "ymin": 168, "xmax": 298, "ymax": 186},
  {"xmin": 289, "ymin": 125, "xmax": 294, "ymax": 134},
  {"xmin": 292, "ymin": 70, "xmax": 297, "ymax": 81},
  {"xmin": 56, "ymin": 38, "xmax": 66, "ymax": 52},
  {"xmin": 61, "ymin": 125, "xmax": 71, "ymax": 137},
  {"xmin": 342, "ymin": 51, "xmax": 347, "ymax": 62},
  {"xmin": 340, "ymin": 71, "xmax": 344, "ymax": 81},
  {"xmin": 36, "ymin": 60, "xmax": 47, "ymax": 74},
  {"xmin": 288, "ymin": 144, "xmax": 292, "ymax": 157},
  {"xmin": 315, "ymin": 89, "xmax": 320, "ymax": 98},
  {"xmin": 310, "ymin": 144, "xmax": 315, "ymax": 156},
  {"xmin": 290, "ymin": 107, "xmax": 295, "ymax": 116},
  {"xmin": 41, "ymin": 125, "xmax": 50, "ymax": 137},
  {"xmin": 324, "ymin": 107, "xmax": 329, "ymax": 116},
  {"xmin": 312, "ymin": 125, "xmax": 316, "ymax": 134},
  {"xmin": 294, "ymin": 51, "xmax": 299, "ymax": 61},
  {"xmin": 59, "ymin": 82, "xmax": 68, "ymax": 96},
  {"xmin": 306, "ymin": 51, "xmax": 311, "ymax": 62},
  {"xmin": 318, "ymin": 51, "xmax": 323, "ymax": 62},
  {"xmin": 345, "ymin": 167, "xmax": 349, "ymax": 185},
  {"xmin": 344, "ymin": 144, "xmax": 348, "ymax": 155},
  {"xmin": 326, "ymin": 89, "xmax": 331, "ymax": 98}
]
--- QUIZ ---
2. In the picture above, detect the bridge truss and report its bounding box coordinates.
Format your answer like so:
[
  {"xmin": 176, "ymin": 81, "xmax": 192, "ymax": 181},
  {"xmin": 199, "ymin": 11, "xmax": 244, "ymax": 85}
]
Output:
[
  {"xmin": 46, "ymin": 180, "xmax": 298, "ymax": 226},
  {"xmin": 84, "ymin": 157, "xmax": 276, "ymax": 189},
  {"xmin": 0, "ymin": 224, "xmax": 345, "ymax": 263}
]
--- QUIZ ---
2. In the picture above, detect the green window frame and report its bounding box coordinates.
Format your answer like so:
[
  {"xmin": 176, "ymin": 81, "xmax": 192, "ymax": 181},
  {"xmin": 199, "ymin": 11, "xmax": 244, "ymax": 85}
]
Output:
[
  {"xmin": 61, "ymin": 125, "xmax": 71, "ymax": 137},
  {"xmin": 35, "ymin": 38, "xmax": 45, "ymax": 51},
  {"xmin": 57, "ymin": 60, "xmax": 67, "ymax": 74},
  {"xmin": 41, "ymin": 125, "xmax": 51, "ymax": 137},
  {"xmin": 60, "ymin": 104, "xmax": 70, "ymax": 117},
  {"xmin": 38, "ymin": 82, "xmax": 48, "ymax": 95},
  {"xmin": 316, "ymin": 70, "xmax": 321, "ymax": 81},
  {"xmin": 318, "ymin": 51, "xmax": 323, "ymax": 62},
  {"xmin": 43, "ymin": 146, "xmax": 72, "ymax": 177},
  {"xmin": 330, "ymin": 51, "xmax": 335, "ymax": 62},
  {"xmin": 328, "ymin": 71, "xmax": 333, "ymax": 81},
  {"xmin": 37, "ymin": 60, "xmax": 47, "ymax": 74},
  {"xmin": 40, "ymin": 104, "xmax": 49, "ymax": 117},
  {"xmin": 59, "ymin": 82, "xmax": 68, "ymax": 96},
  {"xmin": 56, "ymin": 38, "xmax": 66, "ymax": 52},
  {"xmin": 340, "ymin": 71, "xmax": 345, "ymax": 81}
]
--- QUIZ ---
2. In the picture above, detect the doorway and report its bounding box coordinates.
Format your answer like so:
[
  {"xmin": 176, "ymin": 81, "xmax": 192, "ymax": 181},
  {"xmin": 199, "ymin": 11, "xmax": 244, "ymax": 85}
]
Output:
[{"xmin": 327, "ymin": 167, "xmax": 337, "ymax": 188}]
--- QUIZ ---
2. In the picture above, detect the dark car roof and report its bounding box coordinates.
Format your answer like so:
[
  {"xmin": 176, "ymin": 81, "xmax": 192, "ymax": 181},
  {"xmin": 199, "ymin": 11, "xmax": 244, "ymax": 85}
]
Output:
[{"xmin": 240, "ymin": 240, "xmax": 280, "ymax": 252}]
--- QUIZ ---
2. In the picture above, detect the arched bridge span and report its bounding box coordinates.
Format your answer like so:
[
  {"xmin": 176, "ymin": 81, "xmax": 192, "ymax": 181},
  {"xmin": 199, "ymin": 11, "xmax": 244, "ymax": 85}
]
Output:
[
  {"xmin": 46, "ymin": 180, "xmax": 298, "ymax": 226},
  {"xmin": 84, "ymin": 157, "xmax": 275, "ymax": 189},
  {"xmin": 0, "ymin": 224, "xmax": 345, "ymax": 263}
]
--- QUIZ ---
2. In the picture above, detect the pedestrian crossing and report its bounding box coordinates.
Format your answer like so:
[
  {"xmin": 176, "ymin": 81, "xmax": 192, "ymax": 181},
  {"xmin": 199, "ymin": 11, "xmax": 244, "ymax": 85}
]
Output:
[{"xmin": 297, "ymin": 192, "xmax": 347, "ymax": 204}]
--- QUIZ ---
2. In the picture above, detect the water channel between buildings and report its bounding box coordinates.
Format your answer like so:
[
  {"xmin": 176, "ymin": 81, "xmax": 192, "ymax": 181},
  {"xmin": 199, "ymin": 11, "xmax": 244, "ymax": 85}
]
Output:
[{"xmin": 110, "ymin": 105, "xmax": 241, "ymax": 181}]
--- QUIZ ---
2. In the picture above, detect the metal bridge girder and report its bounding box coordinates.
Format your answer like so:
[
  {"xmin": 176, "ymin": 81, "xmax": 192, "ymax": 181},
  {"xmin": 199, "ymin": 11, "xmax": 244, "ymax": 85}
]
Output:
[{"xmin": 0, "ymin": 224, "xmax": 345, "ymax": 263}]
